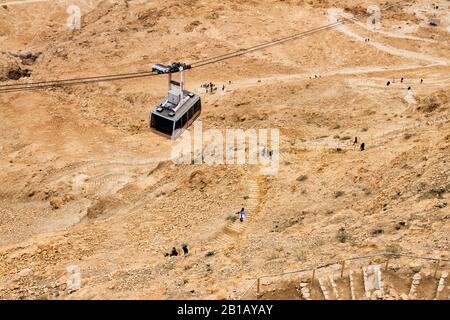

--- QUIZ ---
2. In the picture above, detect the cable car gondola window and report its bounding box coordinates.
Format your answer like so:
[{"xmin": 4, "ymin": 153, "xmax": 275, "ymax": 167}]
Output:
[
  {"xmin": 175, "ymin": 118, "xmax": 182, "ymax": 130},
  {"xmin": 183, "ymin": 113, "xmax": 188, "ymax": 127},
  {"xmin": 151, "ymin": 114, "xmax": 174, "ymax": 135},
  {"xmin": 194, "ymin": 100, "xmax": 201, "ymax": 113}
]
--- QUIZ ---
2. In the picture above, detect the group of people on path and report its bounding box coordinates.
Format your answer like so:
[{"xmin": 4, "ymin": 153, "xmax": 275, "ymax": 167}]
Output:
[
  {"xmin": 386, "ymin": 77, "xmax": 423, "ymax": 89},
  {"xmin": 353, "ymin": 137, "xmax": 365, "ymax": 151},
  {"xmin": 166, "ymin": 244, "xmax": 189, "ymax": 257},
  {"xmin": 201, "ymin": 82, "xmax": 216, "ymax": 93},
  {"xmin": 261, "ymin": 145, "xmax": 274, "ymax": 159},
  {"xmin": 201, "ymin": 81, "xmax": 231, "ymax": 93}
]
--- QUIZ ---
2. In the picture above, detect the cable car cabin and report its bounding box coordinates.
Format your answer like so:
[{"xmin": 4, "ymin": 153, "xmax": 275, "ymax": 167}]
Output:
[
  {"xmin": 150, "ymin": 90, "xmax": 201, "ymax": 139},
  {"xmin": 149, "ymin": 62, "xmax": 201, "ymax": 140}
]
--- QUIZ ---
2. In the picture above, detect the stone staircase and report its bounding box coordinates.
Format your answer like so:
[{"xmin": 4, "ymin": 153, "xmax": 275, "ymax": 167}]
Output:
[
  {"xmin": 254, "ymin": 262, "xmax": 449, "ymax": 300},
  {"xmin": 214, "ymin": 175, "xmax": 261, "ymax": 247},
  {"xmin": 298, "ymin": 265, "xmax": 449, "ymax": 300},
  {"xmin": 185, "ymin": 169, "xmax": 264, "ymax": 282}
]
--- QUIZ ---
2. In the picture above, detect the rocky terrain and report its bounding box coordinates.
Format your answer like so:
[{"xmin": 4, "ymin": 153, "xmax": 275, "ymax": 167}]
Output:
[{"xmin": 0, "ymin": 0, "xmax": 448, "ymax": 299}]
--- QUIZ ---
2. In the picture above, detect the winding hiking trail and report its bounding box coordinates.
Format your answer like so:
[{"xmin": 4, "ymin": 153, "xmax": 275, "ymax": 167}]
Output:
[
  {"xmin": 213, "ymin": 168, "xmax": 265, "ymax": 250},
  {"xmin": 327, "ymin": 8, "xmax": 450, "ymax": 66}
]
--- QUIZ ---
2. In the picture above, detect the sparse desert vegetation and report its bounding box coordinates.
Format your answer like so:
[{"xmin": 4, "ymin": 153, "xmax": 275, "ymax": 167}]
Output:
[{"xmin": 0, "ymin": 0, "xmax": 448, "ymax": 300}]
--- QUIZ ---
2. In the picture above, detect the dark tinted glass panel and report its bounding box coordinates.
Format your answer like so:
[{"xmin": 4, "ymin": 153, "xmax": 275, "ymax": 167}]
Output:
[
  {"xmin": 194, "ymin": 100, "xmax": 201, "ymax": 113},
  {"xmin": 151, "ymin": 114, "xmax": 174, "ymax": 135}
]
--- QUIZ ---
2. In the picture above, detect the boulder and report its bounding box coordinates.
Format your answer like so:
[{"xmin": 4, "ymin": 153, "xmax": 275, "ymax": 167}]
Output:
[{"xmin": 49, "ymin": 197, "xmax": 64, "ymax": 209}]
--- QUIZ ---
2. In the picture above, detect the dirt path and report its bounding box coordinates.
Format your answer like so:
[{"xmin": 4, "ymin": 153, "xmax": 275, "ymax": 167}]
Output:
[
  {"xmin": 327, "ymin": 8, "xmax": 450, "ymax": 65},
  {"xmin": 212, "ymin": 167, "xmax": 265, "ymax": 250}
]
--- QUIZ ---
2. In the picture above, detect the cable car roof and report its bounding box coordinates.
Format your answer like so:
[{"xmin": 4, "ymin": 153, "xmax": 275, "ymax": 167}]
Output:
[{"xmin": 152, "ymin": 91, "xmax": 200, "ymax": 121}]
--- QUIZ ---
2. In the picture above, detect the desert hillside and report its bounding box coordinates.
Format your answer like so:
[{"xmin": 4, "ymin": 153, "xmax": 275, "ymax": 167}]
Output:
[{"xmin": 0, "ymin": 0, "xmax": 448, "ymax": 299}]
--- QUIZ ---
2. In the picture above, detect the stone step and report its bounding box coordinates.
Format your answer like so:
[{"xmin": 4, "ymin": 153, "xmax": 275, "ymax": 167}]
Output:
[
  {"xmin": 329, "ymin": 275, "xmax": 340, "ymax": 300},
  {"xmin": 409, "ymin": 273, "xmax": 422, "ymax": 299},
  {"xmin": 215, "ymin": 233, "xmax": 234, "ymax": 245},
  {"xmin": 435, "ymin": 271, "xmax": 448, "ymax": 300},
  {"xmin": 318, "ymin": 278, "xmax": 330, "ymax": 300},
  {"xmin": 349, "ymin": 270, "xmax": 356, "ymax": 300},
  {"xmin": 362, "ymin": 265, "xmax": 384, "ymax": 300},
  {"xmin": 226, "ymin": 223, "xmax": 245, "ymax": 234},
  {"xmin": 299, "ymin": 282, "xmax": 311, "ymax": 300}
]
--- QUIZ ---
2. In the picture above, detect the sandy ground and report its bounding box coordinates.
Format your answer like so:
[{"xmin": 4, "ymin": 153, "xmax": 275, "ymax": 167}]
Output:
[{"xmin": 0, "ymin": 0, "xmax": 449, "ymax": 299}]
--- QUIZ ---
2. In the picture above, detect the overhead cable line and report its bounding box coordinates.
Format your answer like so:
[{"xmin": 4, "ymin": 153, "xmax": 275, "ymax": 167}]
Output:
[{"xmin": 0, "ymin": 4, "xmax": 395, "ymax": 94}]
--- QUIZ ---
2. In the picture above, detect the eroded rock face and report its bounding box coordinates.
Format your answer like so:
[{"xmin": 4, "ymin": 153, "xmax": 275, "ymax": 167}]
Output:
[
  {"xmin": 14, "ymin": 51, "xmax": 41, "ymax": 66},
  {"xmin": 0, "ymin": 52, "xmax": 32, "ymax": 81},
  {"xmin": 0, "ymin": 53, "xmax": 19, "ymax": 80},
  {"xmin": 7, "ymin": 67, "xmax": 31, "ymax": 80},
  {"xmin": 416, "ymin": 89, "xmax": 449, "ymax": 113}
]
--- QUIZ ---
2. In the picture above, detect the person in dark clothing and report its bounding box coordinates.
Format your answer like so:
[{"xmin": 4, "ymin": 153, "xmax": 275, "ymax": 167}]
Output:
[
  {"xmin": 170, "ymin": 247, "xmax": 178, "ymax": 257},
  {"xmin": 401, "ymin": 77, "xmax": 404, "ymax": 83},
  {"xmin": 236, "ymin": 208, "xmax": 246, "ymax": 222},
  {"xmin": 353, "ymin": 137, "xmax": 358, "ymax": 145},
  {"xmin": 269, "ymin": 150, "xmax": 273, "ymax": 160},
  {"xmin": 420, "ymin": 79, "xmax": 423, "ymax": 84},
  {"xmin": 360, "ymin": 142, "xmax": 365, "ymax": 151},
  {"xmin": 182, "ymin": 244, "xmax": 189, "ymax": 255},
  {"xmin": 386, "ymin": 81, "xmax": 390, "ymax": 86},
  {"xmin": 408, "ymin": 86, "xmax": 411, "ymax": 90},
  {"xmin": 222, "ymin": 84, "xmax": 225, "ymax": 91}
]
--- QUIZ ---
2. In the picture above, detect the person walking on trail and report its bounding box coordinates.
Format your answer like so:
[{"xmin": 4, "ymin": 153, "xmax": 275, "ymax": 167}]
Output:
[
  {"xmin": 236, "ymin": 208, "xmax": 246, "ymax": 222},
  {"xmin": 182, "ymin": 244, "xmax": 189, "ymax": 255},
  {"xmin": 386, "ymin": 81, "xmax": 390, "ymax": 86},
  {"xmin": 262, "ymin": 145, "xmax": 266, "ymax": 157},
  {"xmin": 170, "ymin": 247, "xmax": 178, "ymax": 257},
  {"xmin": 269, "ymin": 150, "xmax": 273, "ymax": 160},
  {"xmin": 222, "ymin": 84, "xmax": 225, "ymax": 91},
  {"xmin": 360, "ymin": 142, "xmax": 365, "ymax": 151},
  {"xmin": 353, "ymin": 137, "xmax": 358, "ymax": 149},
  {"xmin": 420, "ymin": 79, "xmax": 423, "ymax": 84}
]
